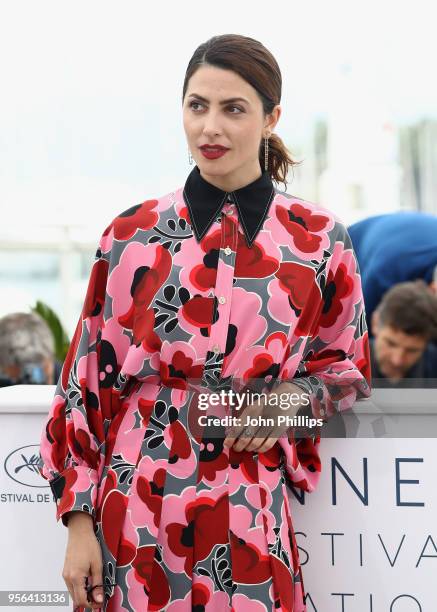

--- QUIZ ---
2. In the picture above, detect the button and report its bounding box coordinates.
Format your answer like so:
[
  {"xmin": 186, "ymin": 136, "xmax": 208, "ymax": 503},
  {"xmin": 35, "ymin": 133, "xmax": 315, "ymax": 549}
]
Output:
[
  {"xmin": 224, "ymin": 246, "xmax": 232, "ymax": 255},
  {"xmin": 218, "ymin": 296, "xmax": 226, "ymax": 304},
  {"xmin": 212, "ymin": 345, "xmax": 221, "ymax": 354}
]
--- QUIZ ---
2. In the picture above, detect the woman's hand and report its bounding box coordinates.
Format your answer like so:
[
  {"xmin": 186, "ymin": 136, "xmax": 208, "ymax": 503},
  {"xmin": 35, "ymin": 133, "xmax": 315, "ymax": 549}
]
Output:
[
  {"xmin": 223, "ymin": 382, "xmax": 307, "ymax": 453},
  {"xmin": 62, "ymin": 511, "xmax": 104, "ymax": 610}
]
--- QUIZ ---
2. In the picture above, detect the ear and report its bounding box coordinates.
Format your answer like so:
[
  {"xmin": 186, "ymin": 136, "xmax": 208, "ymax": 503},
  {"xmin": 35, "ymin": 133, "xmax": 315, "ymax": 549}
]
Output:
[
  {"xmin": 264, "ymin": 104, "xmax": 281, "ymax": 135},
  {"xmin": 371, "ymin": 310, "xmax": 379, "ymax": 336}
]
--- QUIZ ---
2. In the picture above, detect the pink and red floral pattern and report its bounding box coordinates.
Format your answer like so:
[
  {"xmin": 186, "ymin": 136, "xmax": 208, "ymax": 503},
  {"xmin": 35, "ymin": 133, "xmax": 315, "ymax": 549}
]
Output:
[{"xmin": 39, "ymin": 187, "xmax": 371, "ymax": 611}]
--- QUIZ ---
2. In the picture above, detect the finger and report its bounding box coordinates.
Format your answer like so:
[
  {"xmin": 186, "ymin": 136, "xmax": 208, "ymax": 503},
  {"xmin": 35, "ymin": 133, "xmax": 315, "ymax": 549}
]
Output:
[
  {"xmin": 223, "ymin": 410, "xmax": 251, "ymax": 447},
  {"xmin": 88, "ymin": 563, "xmax": 104, "ymax": 607},
  {"xmin": 86, "ymin": 586, "xmax": 104, "ymax": 610},
  {"xmin": 231, "ymin": 402, "xmax": 270, "ymax": 451},
  {"xmin": 71, "ymin": 574, "xmax": 90, "ymax": 609},
  {"xmin": 224, "ymin": 405, "xmax": 260, "ymax": 447},
  {"xmin": 233, "ymin": 424, "xmax": 261, "ymax": 452},
  {"xmin": 237, "ymin": 420, "xmax": 274, "ymax": 452},
  {"xmin": 71, "ymin": 580, "xmax": 80, "ymax": 610},
  {"xmin": 245, "ymin": 436, "xmax": 268, "ymax": 452},
  {"xmin": 245, "ymin": 425, "xmax": 275, "ymax": 451},
  {"xmin": 257, "ymin": 438, "xmax": 277, "ymax": 453},
  {"xmin": 247, "ymin": 420, "xmax": 276, "ymax": 444},
  {"xmin": 63, "ymin": 580, "xmax": 74, "ymax": 608}
]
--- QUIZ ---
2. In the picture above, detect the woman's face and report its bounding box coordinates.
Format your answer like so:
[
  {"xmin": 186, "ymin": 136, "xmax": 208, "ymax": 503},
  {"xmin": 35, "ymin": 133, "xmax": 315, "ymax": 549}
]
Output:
[{"xmin": 183, "ymin": 65, "xmax": 280, "ymax": 190}]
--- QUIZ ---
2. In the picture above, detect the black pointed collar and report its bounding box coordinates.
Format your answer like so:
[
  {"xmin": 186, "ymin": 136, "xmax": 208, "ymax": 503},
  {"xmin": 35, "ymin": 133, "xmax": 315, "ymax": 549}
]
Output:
[{"xmin": 182, "ymin": 165, "xmax": 275, "ymax": 248}]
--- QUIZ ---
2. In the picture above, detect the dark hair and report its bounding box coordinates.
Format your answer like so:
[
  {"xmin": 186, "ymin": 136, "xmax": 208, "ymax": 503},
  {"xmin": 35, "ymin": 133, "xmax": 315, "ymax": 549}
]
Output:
[
  {"xmin": 182, "ymin": 34, "xmax": 300, "ymax": 188},
  {"xmin": 377, "ymin": 280, "xmax": 437, "ymax": 340}
]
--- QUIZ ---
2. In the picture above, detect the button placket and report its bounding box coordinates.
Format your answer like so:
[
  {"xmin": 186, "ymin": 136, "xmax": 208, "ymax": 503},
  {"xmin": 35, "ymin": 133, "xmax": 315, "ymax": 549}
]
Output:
[{"xmin": 201, "ymin": 206, "xmax": 238, "ymax": 388}]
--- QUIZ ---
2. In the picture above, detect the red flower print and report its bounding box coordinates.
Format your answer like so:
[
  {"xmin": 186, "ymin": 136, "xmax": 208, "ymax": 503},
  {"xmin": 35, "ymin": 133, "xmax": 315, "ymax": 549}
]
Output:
[
  {"xmin": 136, "ymin": 468, "xmax": 166, "ymax": 530},
  {"xmin": 270, "ymin": 554, "xmax": 294, "ymax": 612},
  {"xmin": 304, "ymin": 348, "xmax": 347, "ymax": 374},
  {"xmin": 165, "ymin": 492, "xmax": 229, "ymax": 576},
  {"xmin": 132, "ymin": 545, "xmax": 170, "ymax": 611},
  {"xmin": 160, "ymin": 348, "xmax": 204, "ymax": 390},
  {"xmin": 277, "ymin": 202, "xmax": 330, "ymax": 254},
  {"xmin": 83, "ymin": 259, "xmax": 109, "ymax": 319},
  {"xmin": 167, "ymin": 420, "xmax": 193, "ymax": 464},
  {"xmin": 96, "ymin": 467, "xmax": 117, "ymax": 523},
  {"xmin": 44, "ymin": 399, "xmax": 67, "ymax": 472},
  {"xmin": 52, "ymin": 468, "xmax": 76, "ymax": 520},
  {"xmin": 243, "ymin": 352, "xmax": 280, "ymax": 388},
  {"xmin": 266, "ymin": 197, "xmax": 334, "ymax": 261},
  {"xmin": 229, "ymin": 447, "xmax": 259, "ymax": 485},
  {"xmin": 181, "ymin": 295, "xmax": 215, "ymax": 337},
  {"xmin": 101, "ymin": 489, "xmax": 129, "ymax": 558},
  {"xmin": 258, "ymin": 444, "xmax": 282, "ymax": 471},
  {"xmin": 103, "ymin": 200, "xmax": 159, "ymax": 242},
  {"xmin": 118, "ymin": 245, "xmax": 172, "ymax": 351},
  {"xmin": 239, "ymin": 332, "xmax": 295, "ymax": 394},
  {"xmin": 234, "ymin": 232, "xmax": 279, "ymax": 278},
  {"xmin": 66, "ymin": 422, "xmax": 99, "ymax": 470},
  {"xmin": 117, "ymin": 535, "xmax": 137, "ymax": 568},
  {"xmin": 319, "ymin": 263, "xmax": 354, "ymax": 329},
  {"xmin": 229, "ymin": 530, "xmax": 271, "ymax": 584},
  {"xmin": 188, "ymin": 231, "xmax": 221, "ymax": 292},
  {"xmin": 314, "ymin": 241, "xmax": 361, "ymax": 342},
  {"xmin": 276, "ymin": 262, "xmax": 317, "ymax": 318},
  {"xmin": 267, "ymin": 262, "xmax": 321, "ymax": 333},
  {"xmin": 292, "ymin": 437, "xmax": 321, "ymax": 475},
  {"xmin": 173, "ymin": 229, "xmax": 220, "ymax": 295},
  {"xmin": 178, "ymin": 204, "xmax": 190, "ymax": 226}
]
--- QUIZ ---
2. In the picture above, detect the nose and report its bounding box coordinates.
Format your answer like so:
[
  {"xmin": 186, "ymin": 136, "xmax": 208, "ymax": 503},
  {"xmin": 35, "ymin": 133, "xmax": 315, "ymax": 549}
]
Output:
[
  {"xmin": 390, "ymin": 349, "xmax": 406, "ymax": 368},
  {"xmin": 202, "ymin": 110, "xmax": 222, "ymax": 137}
]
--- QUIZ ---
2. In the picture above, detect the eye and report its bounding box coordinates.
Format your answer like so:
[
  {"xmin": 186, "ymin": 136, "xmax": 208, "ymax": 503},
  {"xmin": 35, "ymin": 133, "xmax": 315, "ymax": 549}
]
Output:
[
  {"xmin": 227, "ymin": 105, "xmax": 244, "ymax": 114},
  {"xmin": 189, "ymin": 101, "xmax": 204, "ymax": 112}
]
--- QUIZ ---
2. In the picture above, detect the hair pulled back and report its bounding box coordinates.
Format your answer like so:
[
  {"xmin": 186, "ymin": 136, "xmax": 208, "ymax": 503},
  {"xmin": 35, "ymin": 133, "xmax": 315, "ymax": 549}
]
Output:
[{"xmin": 182, "ymin": 34, "xmax": 299, "ymax": 188}]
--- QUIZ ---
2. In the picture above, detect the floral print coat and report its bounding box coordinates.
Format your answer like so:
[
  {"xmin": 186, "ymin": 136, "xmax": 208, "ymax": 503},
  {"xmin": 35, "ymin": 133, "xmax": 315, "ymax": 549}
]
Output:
[{"xmin": 38, "ymin": 166, "xmax": 371, "ymax": 611}]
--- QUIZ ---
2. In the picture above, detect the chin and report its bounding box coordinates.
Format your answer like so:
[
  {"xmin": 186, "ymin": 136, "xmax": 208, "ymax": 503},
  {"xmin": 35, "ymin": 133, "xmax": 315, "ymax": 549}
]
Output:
[
  {"xmin": 384, "ymin": 369, "xmax": 404, "ymax": 380},
  {"xmin": 196, "ymin": 160, "xmax": 231, "ymax": 176}
]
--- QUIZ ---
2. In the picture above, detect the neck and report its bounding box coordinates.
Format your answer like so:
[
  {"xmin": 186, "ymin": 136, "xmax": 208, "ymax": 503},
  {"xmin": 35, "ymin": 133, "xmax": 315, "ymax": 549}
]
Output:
[{"xmin": 199, "ymin": 161, "xmax": 263, "ymax": 193}]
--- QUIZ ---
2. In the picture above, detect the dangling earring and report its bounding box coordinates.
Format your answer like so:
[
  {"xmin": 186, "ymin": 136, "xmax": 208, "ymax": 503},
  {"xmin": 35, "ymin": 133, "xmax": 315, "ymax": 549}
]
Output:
[
  {"xmin": 264, "ymin": 135, "xmax": 270, "ymax": 172},
  {"xmin": 188, "ymin": 148, "xmax": 193, "ymax": 165}
]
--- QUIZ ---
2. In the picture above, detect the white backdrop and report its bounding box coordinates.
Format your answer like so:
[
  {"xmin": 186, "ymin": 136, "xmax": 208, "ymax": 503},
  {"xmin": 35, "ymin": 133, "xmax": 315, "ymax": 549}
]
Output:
[{"xmin": 0, "ymin": 386, "xmax": 434, "ymax": 611}]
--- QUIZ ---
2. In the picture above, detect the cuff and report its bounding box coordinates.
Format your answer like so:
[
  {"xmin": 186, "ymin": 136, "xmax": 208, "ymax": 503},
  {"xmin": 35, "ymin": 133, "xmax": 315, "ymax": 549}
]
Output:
[
  {"xmin": 290, "ymin": 376, "xmax": 329, "ymax": 421},
  {"xmin": 48, "ymin": 466, "xmax": 99, "ymax": 527}
]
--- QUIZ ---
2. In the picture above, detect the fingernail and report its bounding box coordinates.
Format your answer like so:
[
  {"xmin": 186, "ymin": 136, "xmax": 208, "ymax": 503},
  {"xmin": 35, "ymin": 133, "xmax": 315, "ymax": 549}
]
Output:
[{"xmin": 95, "ymin": 593, "xmax": 103, "ymax": 602}]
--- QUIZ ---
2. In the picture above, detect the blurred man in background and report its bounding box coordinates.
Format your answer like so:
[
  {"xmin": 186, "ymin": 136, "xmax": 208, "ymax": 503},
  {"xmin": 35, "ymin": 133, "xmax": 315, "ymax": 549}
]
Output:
[
  {"xmin": 348, "ymin": 212, "xmax": 437, "ymax": 334},
  {"xmin": 0, "ymin": 312, "xmax": 56, "ymax": 387},
  {"xmin": 370, "ymin": 281, "xmax": 437, "ymax": 386}
]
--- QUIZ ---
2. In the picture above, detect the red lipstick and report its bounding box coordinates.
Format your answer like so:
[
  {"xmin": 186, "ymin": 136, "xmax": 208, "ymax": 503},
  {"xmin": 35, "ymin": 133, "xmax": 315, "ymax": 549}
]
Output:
[{"xmin": 199, "ymin": 145, "xmax": 230, "ymax": 160}]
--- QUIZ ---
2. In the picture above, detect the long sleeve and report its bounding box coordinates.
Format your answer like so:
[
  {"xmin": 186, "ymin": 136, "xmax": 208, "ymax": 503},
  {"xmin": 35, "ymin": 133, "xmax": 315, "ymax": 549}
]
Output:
[
  {"xmin": 278, "ymin": 222, "xmax": 372, "ymax": 494},
  {"xmin": 37, "ymin": 226, "xmax": 130, "ymax": 526},
  {"xmin": 292, "ymin": 222, "xmax": 371, "ymax": 418}
]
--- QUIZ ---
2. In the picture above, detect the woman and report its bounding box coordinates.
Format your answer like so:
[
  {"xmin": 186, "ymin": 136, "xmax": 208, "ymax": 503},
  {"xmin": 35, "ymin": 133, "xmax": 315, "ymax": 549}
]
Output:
[{"xmin": 38, "ymin": 34, "xmax": 371, "ymax": 611}]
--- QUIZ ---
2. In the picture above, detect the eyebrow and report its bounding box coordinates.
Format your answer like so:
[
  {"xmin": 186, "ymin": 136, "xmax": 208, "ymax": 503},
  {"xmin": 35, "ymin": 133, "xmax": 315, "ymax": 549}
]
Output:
[{"xmin": 187, "ymin": 93, "xmax": 250, "ymax": 105}]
